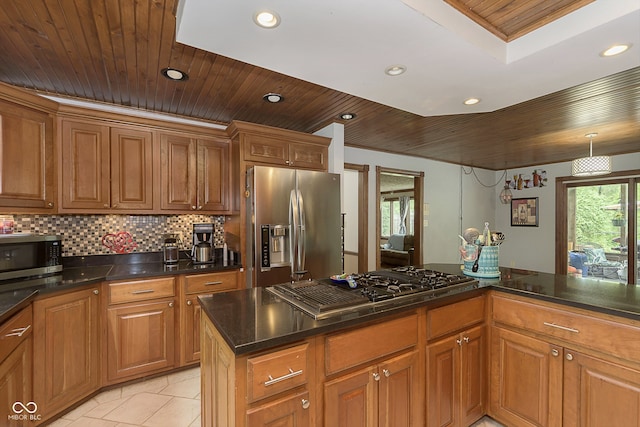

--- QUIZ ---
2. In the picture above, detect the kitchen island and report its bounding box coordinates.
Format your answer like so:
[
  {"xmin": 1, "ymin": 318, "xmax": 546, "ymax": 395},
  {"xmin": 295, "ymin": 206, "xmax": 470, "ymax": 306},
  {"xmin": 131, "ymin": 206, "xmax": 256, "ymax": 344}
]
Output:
[{"xmin": 199, "ymin": 264, "xmax": 640, "ymax": 427}]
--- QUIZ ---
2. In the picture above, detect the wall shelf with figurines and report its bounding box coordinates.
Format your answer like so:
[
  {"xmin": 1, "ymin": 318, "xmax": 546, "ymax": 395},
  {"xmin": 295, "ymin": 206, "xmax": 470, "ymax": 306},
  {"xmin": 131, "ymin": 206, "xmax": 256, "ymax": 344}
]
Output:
[{"xmin": 506, "ymin": 170, "xmax": 547, "ymax": 190}]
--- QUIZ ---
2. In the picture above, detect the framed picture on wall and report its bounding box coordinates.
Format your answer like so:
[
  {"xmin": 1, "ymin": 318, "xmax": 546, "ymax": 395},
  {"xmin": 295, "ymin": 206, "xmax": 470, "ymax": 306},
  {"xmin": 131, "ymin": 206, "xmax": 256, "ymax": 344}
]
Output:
[{"xmin": 511, "ymin": 197, "xmax": 539, "ymax": 227}]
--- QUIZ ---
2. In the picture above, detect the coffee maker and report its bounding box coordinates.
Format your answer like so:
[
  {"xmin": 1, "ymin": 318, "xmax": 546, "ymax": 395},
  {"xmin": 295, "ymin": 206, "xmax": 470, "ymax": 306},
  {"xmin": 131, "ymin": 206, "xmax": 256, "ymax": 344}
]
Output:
[
  {"xmin": 162, "ymin": 233, "xmax": 181, "ymax": 264},
  {"xmin": 192, "ymin": 223, "xmax": 214, "ymax": 263}
]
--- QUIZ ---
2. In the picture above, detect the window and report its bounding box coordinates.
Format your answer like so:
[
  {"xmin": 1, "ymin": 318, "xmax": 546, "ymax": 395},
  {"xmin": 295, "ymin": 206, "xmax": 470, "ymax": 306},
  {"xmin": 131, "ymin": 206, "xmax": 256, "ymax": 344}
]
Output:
[
  {"xmin": 559, "ymin": 172, "xmax": 639, "ymax": 284},
  {"xmin": 381, "ymin": 197, "xmax": 414, "ymax": 237}
]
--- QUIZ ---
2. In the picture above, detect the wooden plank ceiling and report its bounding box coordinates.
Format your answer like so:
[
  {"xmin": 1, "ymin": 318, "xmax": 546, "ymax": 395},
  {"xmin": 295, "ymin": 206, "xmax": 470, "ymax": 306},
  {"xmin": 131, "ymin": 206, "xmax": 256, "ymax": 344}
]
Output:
[
  {"xmin": 445, "ymin": 0, "xmax": 595, "ymax": 41},
  {"xmin": 0, "ymin": 0, "xmax": 637, "ymax": 171}
]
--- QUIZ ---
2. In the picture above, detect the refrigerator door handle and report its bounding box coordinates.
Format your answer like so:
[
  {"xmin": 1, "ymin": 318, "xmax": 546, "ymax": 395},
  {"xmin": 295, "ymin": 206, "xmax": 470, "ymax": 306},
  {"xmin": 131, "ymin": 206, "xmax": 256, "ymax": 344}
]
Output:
[
  {"xmin": 297, "ymin": 190, "xmax": 306, "ymax": 275},
  {"xmin": 289, "ymin": 189, "xmax": 299, "ymax": 279}
]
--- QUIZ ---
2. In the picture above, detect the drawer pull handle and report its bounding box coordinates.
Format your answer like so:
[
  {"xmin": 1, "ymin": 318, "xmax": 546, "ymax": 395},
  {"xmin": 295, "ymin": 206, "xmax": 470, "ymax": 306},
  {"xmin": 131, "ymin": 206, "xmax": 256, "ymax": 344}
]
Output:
[
  {"xmin": 204, "ymin": 281, "xmax": 223, "ymax": 286},
  {"xmin": 5, "ymin": 324, "xmax": 31, "ymax": 338},
  {"xmin": 543, "ymin": 322, "xmax": 579, "ymax": 333},
  {"xmin": 301, "ymin": 399, "xmax": 310, "ymax": 410},
  {"xmin": 131, "ymin": 289, "xmax": 155, "ymax": 295},
  {"xmin": 264, "ymin": 368, "xmax": 303, "ymax": 386}
]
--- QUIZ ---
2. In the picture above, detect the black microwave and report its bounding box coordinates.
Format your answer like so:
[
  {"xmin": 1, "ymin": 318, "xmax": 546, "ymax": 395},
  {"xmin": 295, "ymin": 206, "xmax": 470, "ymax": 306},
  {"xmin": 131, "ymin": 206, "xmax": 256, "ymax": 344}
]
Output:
[{"xmin": 0, "ymin": 234, "xmax": 63, "ymax": 281}]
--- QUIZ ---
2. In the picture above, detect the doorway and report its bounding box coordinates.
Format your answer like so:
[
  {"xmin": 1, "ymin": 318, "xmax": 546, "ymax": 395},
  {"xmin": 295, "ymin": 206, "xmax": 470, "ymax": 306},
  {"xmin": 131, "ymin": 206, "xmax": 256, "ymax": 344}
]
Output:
[
  {"xmin": 376, "ymin": 167, "xmax": 424, "ymax": 269},
  {"xmin": 556, "ymin": 170, "xmax": 639, "ymax": 284}
]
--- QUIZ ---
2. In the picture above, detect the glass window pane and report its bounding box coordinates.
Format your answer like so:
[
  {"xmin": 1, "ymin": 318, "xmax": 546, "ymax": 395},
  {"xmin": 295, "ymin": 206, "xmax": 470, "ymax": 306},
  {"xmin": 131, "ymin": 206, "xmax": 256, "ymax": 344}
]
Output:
[{"xmin": 567, "ymin": 183, "xmax": 628, "ymax": 284}]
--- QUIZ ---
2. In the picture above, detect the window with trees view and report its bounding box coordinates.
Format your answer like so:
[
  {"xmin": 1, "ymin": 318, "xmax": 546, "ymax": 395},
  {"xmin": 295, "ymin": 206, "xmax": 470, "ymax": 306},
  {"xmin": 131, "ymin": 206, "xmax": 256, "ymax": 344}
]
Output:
[
  {"xmin": 381, "ymin": 197, "xmax": 414, "ymax": 237},
  {"xmin": 563, "ymin": 176, "xmax": 639, "ymax": 285}
]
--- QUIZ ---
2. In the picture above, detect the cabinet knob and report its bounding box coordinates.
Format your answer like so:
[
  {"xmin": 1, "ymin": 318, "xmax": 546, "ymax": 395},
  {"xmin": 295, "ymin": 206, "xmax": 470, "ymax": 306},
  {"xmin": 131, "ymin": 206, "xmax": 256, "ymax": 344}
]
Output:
[
  {"xmin": 197, "ymin": 205, "xmax": 203, "ymax": 210},
  {"xmin": 187, "ymin": 300, "xmax": 193, "ymax": 306},
  {"xmin": 191, "ymin": 206, "xmax": 197, "ymax": 210},
  {"xmin": 456, "ymin": 338, "xmax": 462, "ymax": 346},
  {"xmin": 372, "ymin": 372, "xmax": 380, "ymax": 381},
  {"xmin": 169, "ymin": 302, "xmax": 174, "ymax": 308},
  {"xmin": 551, "ymin": 348, "xmax": 559, "ymax": 357},
  {"xmin": 301, "ymin": 399, "xmax": 310, "ymax": 410},
  {"xmin": 103, "ymin": 204, "xmax": 110, "ymax": 208},
  {"xmin": 93, "ymin": 289, "xmax": 99, "ymax": 295},
  {"xmin": 566, "ymin": 353, "xmax": 574, "ymax": 361},
  {"xmin": 47, "ymin": 201, "xmax": 54, "ymax": 208},
  {"xmin": 383, "ymin": 369, "xmax": 391, "ymax": 378},
  {"xmin": 463, "ymin": 336, "xmax": 470, "ymax": 343}
]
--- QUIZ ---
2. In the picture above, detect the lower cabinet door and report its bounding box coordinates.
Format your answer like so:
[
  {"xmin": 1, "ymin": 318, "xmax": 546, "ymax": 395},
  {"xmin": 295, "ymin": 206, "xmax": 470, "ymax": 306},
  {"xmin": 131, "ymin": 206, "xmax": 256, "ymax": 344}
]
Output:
[
  {"xmin": 33, "ymin": 287, "xmax": 100, "ymax": 420},
  {"xmin": 563, "ymin": 350, "xmax": 640, "ymax": 427},
  {"xmin": 324, "ymin": 367, "xmax": 377, "ymax": 427},
  {"xmin": 182, "ymin": 294, "xmax": 202, "ymax": 365},
  {"xmin": 490, "ymin": 327, "xmax": 563, "ymax": 427},
  {"xmin": 246, "ymin": 390, "xmax": 311, "ymax": 427},
  {"xmin": 107, "ymin": 299, "xmax": 175, "ymax": 382},
  {"xmin": 0, "ymin": 339, "xmax": 32, "ymax": 427},
  {"xmin": 427, "ymin": 335, "xmax": 458, "ymax": 427},
  {"xmin": 378, "ymin": 350, "xmax": 421, "ymax": 427}
]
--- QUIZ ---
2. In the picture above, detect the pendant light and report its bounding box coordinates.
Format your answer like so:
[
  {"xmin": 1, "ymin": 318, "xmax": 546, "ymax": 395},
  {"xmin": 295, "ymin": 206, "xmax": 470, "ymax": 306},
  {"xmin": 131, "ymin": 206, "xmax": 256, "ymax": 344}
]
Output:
[
  {"xmin": 499, "ymin": 185, "xmax": 512, "ymax": 204},
  {"xmin": 571, "ymin": 133, "xmax": 611, "ymax": 177}
]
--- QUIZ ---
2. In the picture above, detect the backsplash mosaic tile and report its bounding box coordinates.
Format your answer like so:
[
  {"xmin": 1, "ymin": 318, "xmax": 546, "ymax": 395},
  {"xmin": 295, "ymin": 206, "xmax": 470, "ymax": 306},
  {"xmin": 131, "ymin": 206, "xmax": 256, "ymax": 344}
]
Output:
[{"xmin": 12, "ymin": 214, "xmax": 226, "ymax": 257}]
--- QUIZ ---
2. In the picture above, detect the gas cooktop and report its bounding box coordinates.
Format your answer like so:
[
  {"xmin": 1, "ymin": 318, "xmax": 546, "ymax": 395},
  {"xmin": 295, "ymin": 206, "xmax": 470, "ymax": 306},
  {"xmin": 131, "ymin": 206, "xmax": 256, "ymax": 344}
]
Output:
[{"xmin": 267, "ymin": 267, "xmax": 478, "ymax": 319}]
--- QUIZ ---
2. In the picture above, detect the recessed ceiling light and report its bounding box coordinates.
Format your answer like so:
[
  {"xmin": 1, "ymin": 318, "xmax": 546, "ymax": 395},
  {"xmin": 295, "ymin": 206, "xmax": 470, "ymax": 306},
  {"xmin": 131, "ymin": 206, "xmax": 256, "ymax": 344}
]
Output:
[
  {"xmin": 339, "ymin": 113, "xmax": 356, "ymax": 120},
  {"xmin": 161, "ymin": 68, "xmax": 188, "ymax": 81},
  {"xmin": 384, "ymin": 65, "xmax": 407, "ymax": 76},
  {"xmin": 263, "ymin": 93, "xmax": 284, "ymax": 103},
  {"xmin": 601, "ymin": 44, "xmax": 631, "ymax": 57},
  {"xmin": 464, "ymin": 98, "xmax": 480, "ymax": 105},
  {"xmin": 254, "ymin": 10, "xmax": 280, "ymax": 28}
]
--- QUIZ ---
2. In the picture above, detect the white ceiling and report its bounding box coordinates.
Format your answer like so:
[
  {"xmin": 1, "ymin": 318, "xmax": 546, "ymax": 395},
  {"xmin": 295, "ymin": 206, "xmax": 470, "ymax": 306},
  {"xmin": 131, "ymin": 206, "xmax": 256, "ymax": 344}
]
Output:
[{"xmin": 176, "ymin": 0, "xmax": 640, "ymax": 117}]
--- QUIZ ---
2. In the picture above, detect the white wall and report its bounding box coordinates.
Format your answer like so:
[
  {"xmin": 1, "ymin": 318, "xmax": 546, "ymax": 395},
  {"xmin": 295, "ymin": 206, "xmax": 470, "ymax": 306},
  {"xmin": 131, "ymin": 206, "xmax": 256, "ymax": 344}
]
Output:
[
  {"xmin": 344, "ymin": 146, "xmax": 640, "ymax": 274},
  {"xmin": 494, "ymin": 152, "xmax": 640, "ymax": 273},
  {"xmin": 344, "ymin": 147, "xmax": 496, "ymax": 271}
]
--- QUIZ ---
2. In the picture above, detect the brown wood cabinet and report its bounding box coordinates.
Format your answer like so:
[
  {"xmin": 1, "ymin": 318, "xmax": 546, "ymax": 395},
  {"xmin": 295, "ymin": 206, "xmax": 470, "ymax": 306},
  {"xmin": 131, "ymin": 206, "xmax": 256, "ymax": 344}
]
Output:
[
  {"xmin": 427, "ymin": 325, "xmax": 485, "ymax": 427},
  {"xmin": 0, "ymin": 306, "xmax": 33, "ymax": 426},
  {"xmin": 325, "ymin": 350, "xmax": 420, "ymax": 427},
  {"xmin": 426, "ymin": 296, "xmax": 486, "ymax": 427},
  {"xmin": 60, "ymin": 118, "xmax": 153, "ymax": 211},
  {"xmin": 490, "ymin": 292, "xmax": 640, "ymax": 427},
  {"xmin": 32, "ymin": 286, "xmax": 100, "ymax": 424},
  {"xmin": 200, "ymin": 316, "xmax": 315, "ymax": 427},
  {"xmin": 179, "ymin": 270, "xmax": 238, "ymax": 365},
  {"xmin": 105, "ymin": 277, "xmax": 176, "ymax": 383},
  {"xmin": 228, "ymin": 120, "xmax": 330, "ymax": 171},
  {"xmin": 160, "ymin": 133, "xmax": 231, "ymax": 213},
  {"xmin": 0, "ymin": 98, "xmax": 56, "ymax": 211}
]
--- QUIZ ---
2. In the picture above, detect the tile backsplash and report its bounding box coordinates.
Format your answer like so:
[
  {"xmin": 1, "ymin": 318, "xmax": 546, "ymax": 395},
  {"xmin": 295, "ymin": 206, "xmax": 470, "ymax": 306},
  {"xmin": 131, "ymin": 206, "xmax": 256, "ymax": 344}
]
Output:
[{"xmin": 12, "ymin": 214, "xmax": 226, "ymax": 257}]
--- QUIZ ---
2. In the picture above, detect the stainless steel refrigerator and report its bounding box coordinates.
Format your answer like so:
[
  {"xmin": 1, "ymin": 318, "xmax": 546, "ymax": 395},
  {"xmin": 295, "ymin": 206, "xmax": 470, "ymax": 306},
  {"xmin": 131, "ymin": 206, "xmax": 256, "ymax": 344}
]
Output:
[{"xmin": 246, "ymin": 166, "xmax": 343, "ymax": 287}]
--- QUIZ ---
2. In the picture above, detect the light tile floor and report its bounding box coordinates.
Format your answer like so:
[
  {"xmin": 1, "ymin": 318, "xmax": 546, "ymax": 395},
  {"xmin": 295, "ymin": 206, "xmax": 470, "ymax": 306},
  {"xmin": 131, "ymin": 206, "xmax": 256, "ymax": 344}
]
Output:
[
  {"xmin": 46, "ymin": 367, "xmax": 201, "ymax": 427},
  {"xmin": 45, "ymin": 366, "xmax": 504, "ymax": 427}
]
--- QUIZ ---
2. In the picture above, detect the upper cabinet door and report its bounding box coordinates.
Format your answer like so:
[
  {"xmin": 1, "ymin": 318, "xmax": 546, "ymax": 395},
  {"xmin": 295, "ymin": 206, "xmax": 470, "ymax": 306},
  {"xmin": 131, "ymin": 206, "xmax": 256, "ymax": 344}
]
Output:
[
  {"xmin": 197, "ymin": 137, "xmax": 231, "ymax": 212},
  {"xmin": 61, "ymin": 119, "xmax": 111, "ymax": 209},
  {"xmin": 110, "ymin": 126, "xmax": 154, "ymax": 210},
  {"xmin": 0, "ymin": 100, "xmax": 56, "ymax": 210},
  {"xmin": 160, "ymin": 133, "xmax": 197, "ymax": 210}
]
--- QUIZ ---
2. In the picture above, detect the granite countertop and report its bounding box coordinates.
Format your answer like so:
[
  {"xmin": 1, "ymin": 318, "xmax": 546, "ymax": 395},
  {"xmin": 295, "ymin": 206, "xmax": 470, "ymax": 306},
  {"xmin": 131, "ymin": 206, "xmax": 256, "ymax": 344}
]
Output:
[
  {"xmin": 0, "ymin": 252, "xmax": 242, "ymax": 324},
  {"xmin": 199, "ymin": 263, "xmax": 640, "ymax": 356}
]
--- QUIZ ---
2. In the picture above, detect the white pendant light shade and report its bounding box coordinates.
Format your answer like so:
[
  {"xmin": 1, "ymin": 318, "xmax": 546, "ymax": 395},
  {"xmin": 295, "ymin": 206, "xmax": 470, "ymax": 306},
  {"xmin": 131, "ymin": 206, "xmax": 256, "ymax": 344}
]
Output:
[
  {"xmin": 571, "ymin": 133, "xmax": 611, "ymax": 177},
  {"xmin": 572, "ymin": 156, "xmax": 611, "ymax": 176}
]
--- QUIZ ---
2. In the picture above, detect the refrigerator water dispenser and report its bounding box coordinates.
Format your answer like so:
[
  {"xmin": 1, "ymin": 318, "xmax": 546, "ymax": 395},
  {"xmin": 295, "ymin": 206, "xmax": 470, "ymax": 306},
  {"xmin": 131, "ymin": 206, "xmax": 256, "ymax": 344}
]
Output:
[{"xmin": 261, "ymin": 224, "xmax": 290, "ymax": 269}]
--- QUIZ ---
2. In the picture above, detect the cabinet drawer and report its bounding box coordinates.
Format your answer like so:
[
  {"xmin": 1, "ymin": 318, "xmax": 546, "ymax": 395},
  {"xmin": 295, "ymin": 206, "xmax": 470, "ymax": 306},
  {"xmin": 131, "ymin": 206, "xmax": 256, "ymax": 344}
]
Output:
[
  {"xmin": 325, "ymin": 313, "xmax": 418, "ymax": 375},
  {"xmin": 427, "ymin": 295, "xmax": 485, "ymax": 341},
  {"xmin": 108, "ymin": 277, "xmax": 175, "ymax": 304},
  {"xmin": 184, "ymin": 271, "xmax": 237, "ymax": 294},
  {"xmin": 492, "ymin": 294, "xmax": 640, "ymax": 361},
  {"xmin": 0, "ymin": 305, "xmax": 32, "ymax": 363},
  {"xmin": 247, "ymin": 343, "xmax": 309, "ymax": 402}
]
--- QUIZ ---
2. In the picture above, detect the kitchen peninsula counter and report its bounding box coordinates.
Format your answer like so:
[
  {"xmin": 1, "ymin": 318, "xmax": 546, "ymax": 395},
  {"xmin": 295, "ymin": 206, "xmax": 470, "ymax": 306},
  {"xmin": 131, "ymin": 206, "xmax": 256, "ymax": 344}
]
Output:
[{"xmin": 200, "ymin": 263, "xmax": 640, "ymax": 356}]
